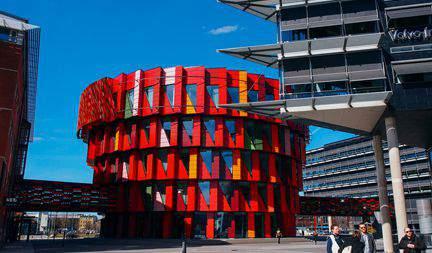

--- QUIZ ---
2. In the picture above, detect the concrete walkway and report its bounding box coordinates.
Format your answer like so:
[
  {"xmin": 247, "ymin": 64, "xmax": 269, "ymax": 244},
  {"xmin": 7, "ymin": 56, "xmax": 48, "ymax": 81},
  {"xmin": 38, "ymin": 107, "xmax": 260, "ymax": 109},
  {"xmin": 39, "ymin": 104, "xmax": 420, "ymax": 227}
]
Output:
[
  {"xmin": 0, "ymin": 241, "xmax": 34, "ymax": 253},
  {"xmin": 0, "ymin": 238, "xmax": 325, "ymax": 253}
]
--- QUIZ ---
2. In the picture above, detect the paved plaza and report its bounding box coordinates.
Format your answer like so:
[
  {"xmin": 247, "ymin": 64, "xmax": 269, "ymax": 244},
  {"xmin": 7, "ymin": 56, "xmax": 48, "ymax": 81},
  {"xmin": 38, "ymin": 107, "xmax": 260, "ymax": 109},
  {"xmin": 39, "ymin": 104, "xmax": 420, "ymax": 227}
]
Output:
[{"xmin": 1, "ymin": 238, "xmax": 327, "ymax": 253}]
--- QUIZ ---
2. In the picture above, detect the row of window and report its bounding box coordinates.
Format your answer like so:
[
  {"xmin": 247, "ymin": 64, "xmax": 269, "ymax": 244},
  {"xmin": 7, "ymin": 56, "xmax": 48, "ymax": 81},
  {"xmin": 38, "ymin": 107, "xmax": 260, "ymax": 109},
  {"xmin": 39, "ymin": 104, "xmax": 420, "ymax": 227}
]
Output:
[
  {"xmin": 304, "ymin": 169, "xmax": 430, "ymax": 191},
  {"xmin": 98, "ymin": 148, "xmax": 294, "ymax": 183},
  {"xmin": 121, "ymin": 181, "xmax": 290, "ymax": 212},
  {"xmin": 306, "ymin": 145, "xmax": 374, "ymax": 165},
  {"xmin": 92, "ymin": 117, "xmax": 296, "ymax": 154},
  {"xmin": 281, "ymin": 21, "xmax": 379, "ymax": 42},
  {"xmin": 304, "ymin": 151, "xmax": 427, "ymax": 178},
  {"xmin": 121, "ymin": 83, "xmax": 276, "ymax": 116},
  {"xmin": 105, "ymin": 211, "xmax": 285, "ymax": 239}
]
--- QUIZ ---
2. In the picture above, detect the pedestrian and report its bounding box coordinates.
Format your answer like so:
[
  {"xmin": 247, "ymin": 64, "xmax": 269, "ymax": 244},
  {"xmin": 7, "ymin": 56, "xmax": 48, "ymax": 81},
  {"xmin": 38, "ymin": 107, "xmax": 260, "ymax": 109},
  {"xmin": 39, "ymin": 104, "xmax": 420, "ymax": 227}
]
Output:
[
  {"xmin": 359, "ymin": 223, "xmax": 376, "ymax": 253},
  {"xmin": 276, "ymin": 228, "xmax": 282, "ymax": 244},
  {"xmin": 313, "ymin": 230, "xmax": 318, "ymax": 245},
  {"xmin": 345, "ymin": 230, "xmax": 365, "ymax": 253},
  {"xmin": 327, "ymin": 225, "xmax": 345, "ymax": 253},
  {"xmin": 398, "ymin": 227, "xmax": 426, "ymax": 253}
]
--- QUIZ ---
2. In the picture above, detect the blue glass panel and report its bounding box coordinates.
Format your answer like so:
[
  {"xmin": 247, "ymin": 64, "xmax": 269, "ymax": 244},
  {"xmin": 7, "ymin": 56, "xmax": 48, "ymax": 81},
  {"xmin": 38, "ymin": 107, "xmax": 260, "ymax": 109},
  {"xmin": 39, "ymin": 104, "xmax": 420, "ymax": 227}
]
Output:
[
  {"xmin": 248, "ymin": 90, "xmax": 258, "ymax": 102},
  {"xmin": 198, "ymin": 181, "xmax": 210, "ymax": 205},
  {"xmin": 225, "ymin": 120, "xmax": 236, "ymax": 143},
  {"xmin": 182, "ymin": 118, "xmax": 193, "ymax": 139},
  {"xmin": 221, "ymin": 151, "xmax": 233, "ymax": 174},
  {"xmin": 186, "ymin": 84, "xmax": 197, "ymax": 106},
  {"xmin": 206, "ymin": 85, "xmax": 219, "ymax": 107},
  {"xmin": 204, "ymin": 119, "xmax": 216, "ymax": 141},
  {"xmin": 145, "ymin": 86, "xmax": 154, "ymax": 108},
  {"xmin": 164, "ymin": 84, "xmax": 175, "ymax": 107},
  {"xmin": 200, "ymin": 150, "xmax": 213, "ymax": 175},
  {"xmin": 228, "ymin": 87, "xmax": 239, "ymax": 103}
]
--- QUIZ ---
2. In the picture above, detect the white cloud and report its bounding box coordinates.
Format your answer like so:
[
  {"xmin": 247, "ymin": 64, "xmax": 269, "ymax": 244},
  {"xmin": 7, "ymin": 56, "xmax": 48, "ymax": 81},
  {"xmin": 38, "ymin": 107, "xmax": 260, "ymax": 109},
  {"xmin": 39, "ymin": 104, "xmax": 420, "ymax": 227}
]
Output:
[{"xmin": 209, "ymin": 25, "xmax": 239, "ymax": 35}]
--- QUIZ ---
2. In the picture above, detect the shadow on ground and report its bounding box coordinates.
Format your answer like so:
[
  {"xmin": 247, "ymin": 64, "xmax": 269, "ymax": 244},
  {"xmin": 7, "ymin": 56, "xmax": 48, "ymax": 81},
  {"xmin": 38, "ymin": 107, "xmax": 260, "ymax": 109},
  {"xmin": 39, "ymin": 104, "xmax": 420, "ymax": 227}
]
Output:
[{"xmin": 31, "ymin": 237, "xmax": 310, "ymax": 253}]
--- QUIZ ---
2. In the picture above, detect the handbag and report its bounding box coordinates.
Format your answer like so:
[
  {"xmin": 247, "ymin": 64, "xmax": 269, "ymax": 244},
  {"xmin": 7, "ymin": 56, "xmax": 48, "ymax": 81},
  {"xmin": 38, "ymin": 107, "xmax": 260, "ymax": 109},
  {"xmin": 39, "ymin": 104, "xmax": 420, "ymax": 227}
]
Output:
[{"xmin": 341, "ymin": 246, "xmax": 352, "ymax": 253}]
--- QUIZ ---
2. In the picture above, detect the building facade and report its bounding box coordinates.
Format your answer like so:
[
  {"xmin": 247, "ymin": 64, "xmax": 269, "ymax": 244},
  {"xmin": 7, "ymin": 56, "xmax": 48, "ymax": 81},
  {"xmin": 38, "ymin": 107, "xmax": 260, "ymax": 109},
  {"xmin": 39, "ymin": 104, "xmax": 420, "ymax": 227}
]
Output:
[
  {"xmin": 77, "ymin": 66, "xmax": 307, "ymax": 238},
  {"xmin": 304, "ymin": 137, "xmax": 432, "ymax": 231},
  {"xmin": 0, "ymin": 12, "xmax": 40, "ymax": 243},
  {"xmin": 219, "ymin": 0, "xmax": 432, "ymax": 149}
]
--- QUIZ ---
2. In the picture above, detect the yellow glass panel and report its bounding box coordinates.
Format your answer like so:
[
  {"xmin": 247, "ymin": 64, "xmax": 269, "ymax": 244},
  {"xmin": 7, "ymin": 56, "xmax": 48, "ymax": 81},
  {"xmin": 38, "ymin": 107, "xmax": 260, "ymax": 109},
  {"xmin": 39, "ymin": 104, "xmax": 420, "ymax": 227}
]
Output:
[
  {"xmin": 186, "ymin": 93, "xmax": 196, "ymax": 114},
  {"xmin": 189, "ymin": 153, "xmax": 197, "ymax": 179},
  {"xmin": 239, "ymin": 71, "xmax": 248, "ymax": 116}
]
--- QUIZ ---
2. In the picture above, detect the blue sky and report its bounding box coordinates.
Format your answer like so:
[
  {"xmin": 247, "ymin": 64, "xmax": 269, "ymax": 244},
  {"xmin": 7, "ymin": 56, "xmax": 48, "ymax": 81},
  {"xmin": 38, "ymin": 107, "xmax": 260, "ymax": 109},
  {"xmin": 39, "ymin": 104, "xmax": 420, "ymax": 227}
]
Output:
[{"xmin": 2, "ymin": 0, "xmax": 354, "ymax": 183}]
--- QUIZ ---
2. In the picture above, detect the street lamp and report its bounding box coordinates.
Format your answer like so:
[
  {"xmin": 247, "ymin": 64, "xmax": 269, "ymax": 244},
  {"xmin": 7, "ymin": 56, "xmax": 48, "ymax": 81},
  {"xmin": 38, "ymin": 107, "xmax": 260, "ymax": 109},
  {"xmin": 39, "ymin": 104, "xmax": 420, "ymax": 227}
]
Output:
[{"xmin": 178, "ymin": 189, "xmax": 187, "ymax": 253}]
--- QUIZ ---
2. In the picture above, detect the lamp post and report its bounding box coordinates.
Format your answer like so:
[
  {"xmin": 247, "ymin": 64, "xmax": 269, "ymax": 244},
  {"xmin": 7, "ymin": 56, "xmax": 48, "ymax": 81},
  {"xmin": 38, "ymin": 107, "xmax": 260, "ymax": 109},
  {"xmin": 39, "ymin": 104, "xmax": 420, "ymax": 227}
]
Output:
[{"xmin": 178, "ymin": 189, "xmax": 187, "ymax": 253}]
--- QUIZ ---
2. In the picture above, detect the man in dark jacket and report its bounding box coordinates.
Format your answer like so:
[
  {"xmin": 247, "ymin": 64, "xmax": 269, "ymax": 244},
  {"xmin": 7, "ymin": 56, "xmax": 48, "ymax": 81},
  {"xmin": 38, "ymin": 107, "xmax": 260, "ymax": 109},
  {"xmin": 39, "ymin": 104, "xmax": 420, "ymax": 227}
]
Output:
[{"xmin": 398, "ymin": 227, "xmax": 426, "ymax": 253}]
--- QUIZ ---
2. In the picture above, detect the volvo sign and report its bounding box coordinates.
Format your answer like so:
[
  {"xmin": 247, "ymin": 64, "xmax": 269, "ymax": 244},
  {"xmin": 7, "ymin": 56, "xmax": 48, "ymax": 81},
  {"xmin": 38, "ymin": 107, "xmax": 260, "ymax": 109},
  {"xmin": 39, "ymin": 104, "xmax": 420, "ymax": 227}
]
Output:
[{"xmin": 389, "ymin": 27, "xmax": 432, "ymax": 42}]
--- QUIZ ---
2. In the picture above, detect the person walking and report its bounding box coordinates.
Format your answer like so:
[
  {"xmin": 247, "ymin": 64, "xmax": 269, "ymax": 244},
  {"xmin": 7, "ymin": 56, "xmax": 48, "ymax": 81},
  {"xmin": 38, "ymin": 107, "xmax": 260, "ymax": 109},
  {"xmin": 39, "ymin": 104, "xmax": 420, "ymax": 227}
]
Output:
[
  {"xmin": 313, "ymin": 230, "xmax": 318, "ymax": 245},
  {"xmin": 327, "ymin": 225, "xmax": 345, "ymax": 253},
  {"xmin": 398, "ymin": 227, "xmax": 426, "ymax": 253},
  {"xmin": 359, "ymin": 223, "xmax": 376, "ymax": 253},
  {"xmin": 276, "ymin": 228, "xmax": 282, "ymax": 244}
]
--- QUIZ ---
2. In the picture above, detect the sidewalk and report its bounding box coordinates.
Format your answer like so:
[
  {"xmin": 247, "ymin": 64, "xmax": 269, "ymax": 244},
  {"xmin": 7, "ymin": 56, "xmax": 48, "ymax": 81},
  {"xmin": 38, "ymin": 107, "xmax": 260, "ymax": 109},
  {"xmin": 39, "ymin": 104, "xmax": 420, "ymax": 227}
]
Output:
[{"xmin": 0, "ymin": 241, "xmax": 34, "ymax": 253}]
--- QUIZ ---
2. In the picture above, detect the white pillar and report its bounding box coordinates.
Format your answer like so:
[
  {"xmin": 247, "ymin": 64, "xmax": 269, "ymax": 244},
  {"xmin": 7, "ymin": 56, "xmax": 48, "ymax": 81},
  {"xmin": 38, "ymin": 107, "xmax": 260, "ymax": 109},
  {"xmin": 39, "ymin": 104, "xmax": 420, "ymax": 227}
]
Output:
[
  {"xmin": 328, "ymin": 216, "xmax": 332, "ymax": 233},
  {"xmin": 372, "ymin": 135, "xmax": 394, "ymax": 253},
  {"xmin": 385, "ymin": 116, "xmax": 408, "ymax": 240}
]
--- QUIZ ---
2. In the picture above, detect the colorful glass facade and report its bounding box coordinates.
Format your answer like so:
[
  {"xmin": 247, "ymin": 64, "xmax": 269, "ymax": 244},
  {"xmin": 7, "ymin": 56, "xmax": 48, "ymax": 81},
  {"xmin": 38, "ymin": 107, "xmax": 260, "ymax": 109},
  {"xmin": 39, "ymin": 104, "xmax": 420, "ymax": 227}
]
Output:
[{"xmin": 77, "ymin": 66, "xmax": 307, "ymax": 239}]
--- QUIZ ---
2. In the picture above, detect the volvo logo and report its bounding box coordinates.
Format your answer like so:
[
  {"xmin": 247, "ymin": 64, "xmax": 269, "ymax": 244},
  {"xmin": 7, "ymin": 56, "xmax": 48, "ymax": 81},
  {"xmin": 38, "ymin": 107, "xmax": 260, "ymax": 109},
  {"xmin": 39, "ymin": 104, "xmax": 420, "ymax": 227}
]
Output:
[{"xmin": 389, "ymin": 27, "xmax": 432, "ymax": 41}]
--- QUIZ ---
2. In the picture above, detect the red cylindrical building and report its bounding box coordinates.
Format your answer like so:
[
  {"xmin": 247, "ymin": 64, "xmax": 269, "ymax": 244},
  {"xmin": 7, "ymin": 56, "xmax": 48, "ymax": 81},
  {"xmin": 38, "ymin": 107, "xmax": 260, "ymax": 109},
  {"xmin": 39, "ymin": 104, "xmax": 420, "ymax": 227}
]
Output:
[{"xmin": 77, "ymin": 66, "xmax": 306, "ymax": 239}]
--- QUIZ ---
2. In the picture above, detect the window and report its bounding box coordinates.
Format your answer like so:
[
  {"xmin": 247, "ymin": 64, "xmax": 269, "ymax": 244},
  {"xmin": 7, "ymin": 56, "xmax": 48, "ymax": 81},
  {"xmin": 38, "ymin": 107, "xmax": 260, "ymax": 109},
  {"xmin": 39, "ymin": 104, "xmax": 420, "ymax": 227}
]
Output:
[
  {"xmin": 221, "ymin": 150, "xmax": 233, "ymax": 177},
  {"xmin": 309, "ymin": 26, "xmax": 342, "ymax": 39},
  {"xmin": 245, "ymin": 121, "xmax": 263, "ymax": 150},
  {"xmin": 159, "ymin": 150, "xmax": 168, "ymax": 172},
  {"xmin": 313, "ymin": 81, "xmax": 348, "ymax": 96},
  {"xmin": 248, "ymin": 90, "xmax": 258, "ymax": 102},
  {"xmin": 142, "ymin": 119, "xmax": 151, "ymax": 139},
  {"xmin": 143, "ymin": 184, "xmax": 153, "ymax": 210},
  {"xmin": 193, "ymin": 213, "xmax": 207, "ymax": 239},
  {"xmin": 198, "ymin": 181, "xmax": 210, "ymax": 205},
  {"xmin": 215, "ymin": 212, "xmax": 233, "ymax": 238},
  {"xmin": 161, "ymin": 118, "xmax": 171, "ymax": 145},
  {"xmin": 234, "ymin": 213, "xmax": 247, "ymax": 238},
  {"xmin": 281, "ymin": 30, "xmax": 307, "ymax": 42},
  {"xmin": 219, "ymin": 181, "xmax": 234, "ymax": 206},
  {"xmin": 125, "ymin": 89, "xmax": 134, "ymax": 118},
  {"xmin": 164, "ymin": 84, "xmax": 175, "ymax": 107},
  {"xmin": 255, "ymin": 213, "xmax": 265, "ymax": 238},
  {"xmin": 281, "ymin": 7, "xmax": 306, "ymax": 22},
  {"xmin": 144, "ymin": 86, "xmax": 154, "ymax": 109},
  {"xmin": 225, "ymin": 120, "xmax": 236, "ymax": 143},
  {"xmin": 239, "ymin": 182, "xmax": 251, "ymax": 205},
  {"xmin": 177, "ymin": 182, "xmax": 188, "ymax": 205},
  {"xmin": 182, "ymin": 118, "xmax": 194, "ymax": 140},
  {"xmin": 206, "ymin": 85, "xmax": 219, "ymax": 107},
  {"xmin": 228, "ymin": 87, "xmax": 239, "ymax": 103},
  {"xmin": 200, "ymin": 149, "xmax": 213, "ymax": 175},
  {"xmin": 242, "ymin": 151, "xmax": 253, "ymax": 175},
  {"xmin": 141, "ymin": 151, "xmax": 148, "ymax": 174},
  {"xmin": 180, "ymin": 149, "xmax": 190, "ymax": 173},
  {"xmin": 345, "ymin": 21, "xmax": 377, "ymax": 35},
  {"xmin": 186, "ymin": 84, "xmax": 197, "ymax": 107},
  {"xmin": 154, "ymin": 183, "xmax": 166, "ymax": 211},
  {"xmin": 351, "ymin": 79, "xmax": 386, "ymax": 93},
  {"xmin": 203, "ymin": 118, "xmax": 216, "ymax": 142}
]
